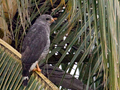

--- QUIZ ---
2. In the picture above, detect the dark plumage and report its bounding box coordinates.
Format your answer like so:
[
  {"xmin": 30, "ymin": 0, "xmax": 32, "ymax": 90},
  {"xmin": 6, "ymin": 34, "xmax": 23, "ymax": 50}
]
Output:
[{"xmin": 21, "ymin": 14, "xmax": 56, "ymax": 86}]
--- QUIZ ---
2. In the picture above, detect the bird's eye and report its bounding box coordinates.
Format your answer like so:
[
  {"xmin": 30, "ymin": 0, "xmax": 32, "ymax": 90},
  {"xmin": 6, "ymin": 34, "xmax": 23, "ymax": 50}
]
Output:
[{"xmin": 46, "ymin": 18, "xmax": 50, "ymax": 20}]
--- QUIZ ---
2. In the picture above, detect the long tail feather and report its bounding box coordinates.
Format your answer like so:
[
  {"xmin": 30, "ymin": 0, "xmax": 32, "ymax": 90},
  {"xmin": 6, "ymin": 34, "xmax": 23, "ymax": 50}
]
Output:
[
  {"xmin": 22, "ymin": 76, "xmax": 29, "ymax": 86},
  {"xmin": 22, "ymin": 63, "xmax": 31, "ymax": 86}
]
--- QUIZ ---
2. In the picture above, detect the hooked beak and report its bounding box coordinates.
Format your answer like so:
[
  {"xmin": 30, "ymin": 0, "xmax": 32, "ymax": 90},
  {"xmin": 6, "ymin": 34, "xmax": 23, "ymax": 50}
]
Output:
[{"xmin": 51, "ymin": 18, "xmax": 57, "ymax": 23}]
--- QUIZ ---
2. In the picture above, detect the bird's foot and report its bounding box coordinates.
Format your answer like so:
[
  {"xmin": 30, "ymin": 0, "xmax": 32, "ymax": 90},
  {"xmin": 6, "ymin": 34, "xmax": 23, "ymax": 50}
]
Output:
[{"xmin": 32, "ymin": 63, "xmax": 41, "ymax": 72}]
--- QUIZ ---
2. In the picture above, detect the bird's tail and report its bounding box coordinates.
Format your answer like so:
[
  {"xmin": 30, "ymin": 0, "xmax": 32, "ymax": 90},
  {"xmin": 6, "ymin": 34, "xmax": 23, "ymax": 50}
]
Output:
[
  {"xmin": 22, "ymin": 70, "xmax": 29, "ymax": 86},
  {"xmin": 22, "ymin": 63, "xmax": 31, "ymax": 86}
]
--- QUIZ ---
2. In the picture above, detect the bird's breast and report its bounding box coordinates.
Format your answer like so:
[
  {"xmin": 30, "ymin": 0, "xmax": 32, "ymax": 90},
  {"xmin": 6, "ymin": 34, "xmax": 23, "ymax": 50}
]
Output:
[{"xmin": 38, "ymin": 38, "xmax": 50, "ymax": 61}]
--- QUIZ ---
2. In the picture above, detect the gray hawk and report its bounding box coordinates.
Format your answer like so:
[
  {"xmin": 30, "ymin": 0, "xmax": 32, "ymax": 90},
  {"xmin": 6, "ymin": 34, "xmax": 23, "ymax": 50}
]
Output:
[{"xmin": 21, "ymin": 14, "xmax": 56, "ymax": 86}]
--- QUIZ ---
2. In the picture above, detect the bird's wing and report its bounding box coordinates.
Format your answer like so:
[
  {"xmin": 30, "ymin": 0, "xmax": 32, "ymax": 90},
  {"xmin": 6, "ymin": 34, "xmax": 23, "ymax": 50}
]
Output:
[{"xmin": 21, "ymin": 23, "xmax": 49, "ymax": 64}]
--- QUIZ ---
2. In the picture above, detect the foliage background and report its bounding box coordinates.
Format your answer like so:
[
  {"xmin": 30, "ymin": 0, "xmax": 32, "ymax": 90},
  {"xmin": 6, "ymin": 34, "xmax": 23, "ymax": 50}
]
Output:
[{"xmin": 0, "ymin": 0, "xmax": 120, "ymax": 90}]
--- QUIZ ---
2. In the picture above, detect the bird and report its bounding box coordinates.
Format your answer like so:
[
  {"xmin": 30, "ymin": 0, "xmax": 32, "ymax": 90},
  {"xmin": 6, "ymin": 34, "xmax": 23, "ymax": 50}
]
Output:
[{"xmin": 21, "ymin": 14, "xmax": 57, "ymax": 86}]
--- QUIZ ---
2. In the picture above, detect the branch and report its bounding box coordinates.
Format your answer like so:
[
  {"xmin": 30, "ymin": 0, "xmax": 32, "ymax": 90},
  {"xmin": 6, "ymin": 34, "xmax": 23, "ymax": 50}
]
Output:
[{"xmin": 40, "ymin": 64, "xmax": 93, "ymax": 90}]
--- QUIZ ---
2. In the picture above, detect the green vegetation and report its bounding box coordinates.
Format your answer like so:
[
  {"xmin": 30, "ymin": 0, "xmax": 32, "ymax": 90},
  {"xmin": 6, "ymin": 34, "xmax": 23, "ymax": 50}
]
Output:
[{"xmin": 0, "ymin": 0, "xmax": 120, "ymax": 90}]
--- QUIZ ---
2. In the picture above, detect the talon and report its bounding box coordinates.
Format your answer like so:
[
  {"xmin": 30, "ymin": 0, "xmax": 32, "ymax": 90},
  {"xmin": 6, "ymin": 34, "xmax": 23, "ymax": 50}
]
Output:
[{"xmin": 32, "ymin": 63, "xmax": 41, "ymax": 72}]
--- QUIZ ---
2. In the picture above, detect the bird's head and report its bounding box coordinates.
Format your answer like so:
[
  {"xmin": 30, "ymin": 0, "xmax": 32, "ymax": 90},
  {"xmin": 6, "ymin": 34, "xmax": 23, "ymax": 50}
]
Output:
[{"xmin": 38, "ymin": 14, "xmax": 57, "ymax": 25}]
